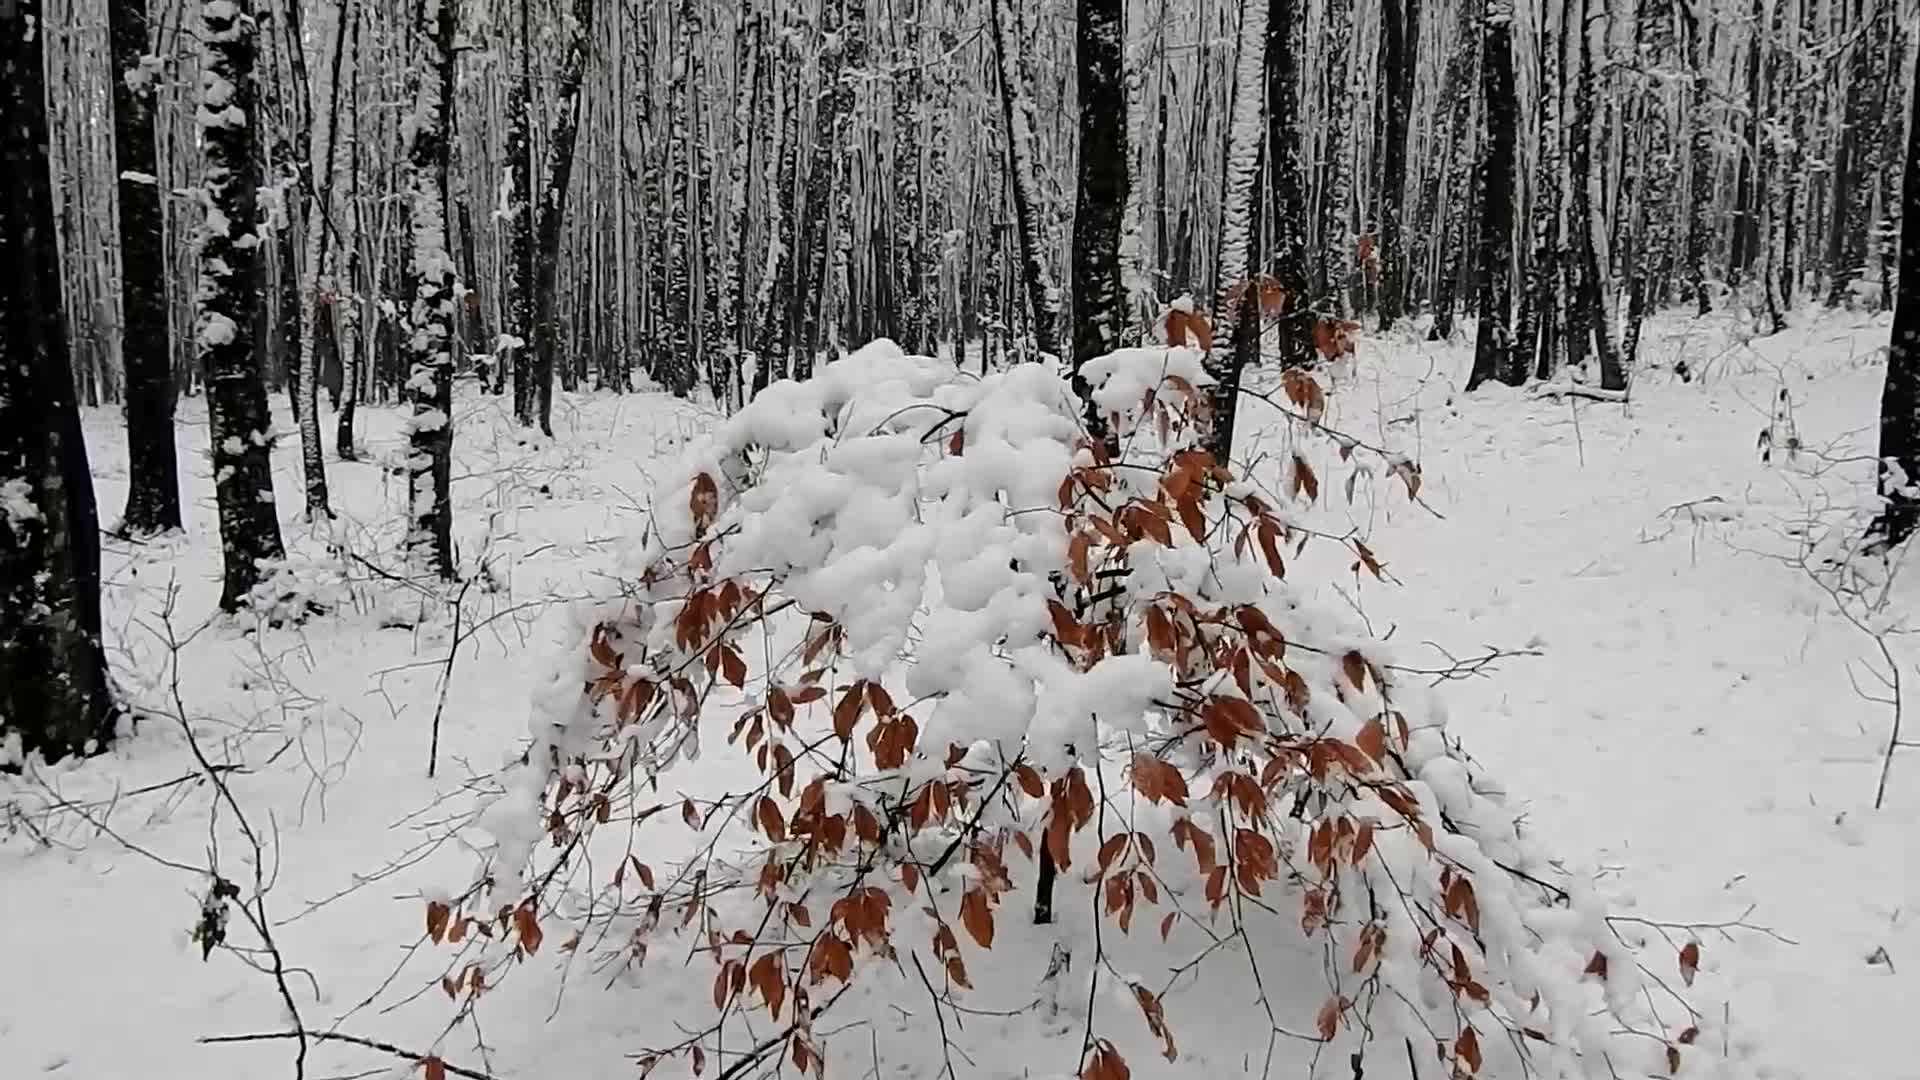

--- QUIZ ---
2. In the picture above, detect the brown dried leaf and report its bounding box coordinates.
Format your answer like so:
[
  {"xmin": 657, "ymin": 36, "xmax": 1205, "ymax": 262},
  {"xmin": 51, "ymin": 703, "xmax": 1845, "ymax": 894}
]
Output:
[
  {"xmin": 832, "ymin": 682, "xmax": 865, "ymax": 741},
  {"xmin": 1342, "ymin": 650, "xmax": 1369, "ymax": 692},
  {"xmin": 1679, "ymin": 941, "xmax": 1700, "ymax": 987},
  {"xmin": 1356, "ymin": 717, "xmax": 1387, "ymax": 763},
  {"xmin": 1292, "ymin": 455, "xmax": 1320, "ymax": 502},
  {"xmin": 513, "ymin": 901, "xmax": 543, "ymax": 955},
  {"xmin": 1456, "ymin": 1026, "xmax": 1482, "ymax": 1074},
  {"xmin": 1584, "ymin": 950, "xmax": 1610, "ymax": 980},
  {"xmin": 690, "ymin": 473, "xmax": 719, "ymax": 535},
  {"xmin": 426, "ymin": 900, "xmax": 450, "ymax": 944},
  {"xmin": 1315, "ymin": 995, "xmax": 1346, "ymax": 1041},
  {"xmin": 959, "ymin": 888, "xmax": 995, "ymax": 949}
]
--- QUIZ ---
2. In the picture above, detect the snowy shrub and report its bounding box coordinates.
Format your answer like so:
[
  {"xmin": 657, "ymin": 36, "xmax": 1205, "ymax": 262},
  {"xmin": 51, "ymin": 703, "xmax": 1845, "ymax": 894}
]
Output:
[{"xmin": 437, "ymin": 342, "xmax": 1734, "ymax": 1079}]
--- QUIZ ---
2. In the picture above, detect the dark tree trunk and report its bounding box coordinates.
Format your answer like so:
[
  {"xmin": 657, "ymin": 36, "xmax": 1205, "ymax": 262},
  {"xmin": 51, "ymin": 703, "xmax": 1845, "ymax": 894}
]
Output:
[
  {"xmin": 1071, "ymin": 0, "xmax": 1128, "ymax": 420},
  {"xmin": 109, "ymin": 0, "xmax": 181, "ymax": 537},
  {"xmin": 1626, "ymin": 0, "xmax": 1677, "ymax": 364},
  {"xmin": 793, "ymin": 0, "xmax": 861, "ymax": 379},
  {"xmin": 1681, "ymin": 0, "xmax": 1713, "ymax": 314},
  {"xmin": 1320, "ymin": 0, "xmax": 1355, "ymax": 315},
  {"xmin": 1758, "ymin": 0, "xmax": 1789, "ymax": 334},
  {"xmin": 1514, "ymin": 0, "xmax": 1564, "ymax": 382},
  {"xmin": 335, "ymin": 11, "xmax": 364, "ymax": 462},
  {"xmin": 197, "ymin": 0, "xmax": 286, "ymax": 610},
  {"xmin": 1467, "ymin": 1, "xmax": 1518, "ymax": 392},
  {"xmin": 403, "ymin": 0, "xmax": 458, "ymax": 578},
  {"xmin": 1877, "ymin": 23, "xmax": 1907, "ymax": 312},
  {"xmin": 1871, "ymin": 45, "xmax": 1920, "ymax": 547},
  {"xmin": 1377, "ymin": 0, "xmax": 1419, "ymax": 326},
  {"xmin": 457, "ymin": 199, "xmax": 486, "ymax": 363},
  {"xmin": 892, "ymin": 4, "xmax": 926, "ymax": 355},
  {"xmin": 1831, "ymin": 0, "xmax": 1892, "ymax": 307},
  {"xmin": 532, "ymin": 0, "xmax": 594, "ymax": 432},
  {"xmin": 1567, "ymin": 0, "xmax": 1626, "ymax": 390},
  {"xmin": 0, "ymin": 0, "xmax": 119, "ymax": 761},
  {"xmin": 1428, "ymin": 0, "xmax": 1481, "ymax": 341},
  {"xmin": 506, "ymin": 0, "xmax": 535, "ymax": 425},
  {"xmin": 1268, "ymin": 0, "xmax": 1313, "ymax": 369}
]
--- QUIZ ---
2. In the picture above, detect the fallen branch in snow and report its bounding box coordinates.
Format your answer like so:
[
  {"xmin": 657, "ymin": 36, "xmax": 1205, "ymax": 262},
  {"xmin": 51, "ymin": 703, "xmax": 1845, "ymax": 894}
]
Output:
[
  {"xmin": 1528, "ymin": 382, "xmax": 1629, "ymax": 403},
  {"xmin": 199, "ymin": 1030, "xmax": 497, "ymax": 1080}
]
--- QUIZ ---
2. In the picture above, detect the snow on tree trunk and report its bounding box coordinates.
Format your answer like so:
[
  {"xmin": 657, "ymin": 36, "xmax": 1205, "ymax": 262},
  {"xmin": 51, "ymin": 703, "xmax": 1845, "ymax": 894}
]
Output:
[
  {"xmin": 0, "ymin": 0, "xmax": 119, "ymax": 762},
  {"xmin": 533, "ymin": 0, "xmax": 594, "ymax": 427},
  {"xmin": 1428, "ymin": 0, "xmax": 1481, "ymax": 341},
  {"xmin": 196, "ymin": 0, "xmax": 287, "ymax": 611},
  {"xmin": 1626, "ymin": 0, "xmax": 1677, "ymax": 366},
  {"xmin": 1570, "ymin": 0, "xmax": 1626, "ymax": 390},
  {"xmin": 1681, "ymin": 0, "xmax": 1713, "ymax": 315},
  {"xmin": 335, "ymin": 7, "xmax": 364, "ymax": 463},
  {"xmin": 1320, "ymin": 0, "xmax": 1356, "ymax": 316},
  {"xmin": 402, "ymin": 0, "xmax": 457, "ymax": 580},
  {"xmin": 1072, "ymin": 0, "xmax": 1129, "ymax": 402},
  {"xmin": 752, "ymin": 28, "xmax": 799, "ymax": 398},
  {"xmin": 720, "ymin": 13, "xmax": 764, "ymax": 413},
  {"xmin": 1266, "ymin": 0, "xmax": 1314, "ymax": 370},
  {"xmin": 1871, "ymin": 40, "xmax": 1920, "ymax": 547},
  {"xmin": 109, "ymin": 0, "xmax": 182, "ymax": 537},
  {"xmin": 504, "ymin": 0, "xmax": 535, "ymax": 426},
  {"xmin": 1830, "ymin": 0, "xmax": 1893, "ymax": 308},
  {"xmin": 1204, "ymin": 0, "xmax": 1270, "ymax": 460},
  {"xmin": 1514, "ymin": 0, "xmax": 1565, "ymax": 383},
  {"xmin": 294, "ymin": 0, "xmax": 355, "ymax": 520},
  {"xmin": 891, "ymin": 3, "xmax": 926, "ymax": 355},
  {"xmin": 1757, "ymin": 0, "xmax": 1789, "ymax": 335},
  {"xmin": 1467, "ymin": 0, "xmax": 1519, "ymax": 391},
  {"xmin": 1876, "ymin": 20, "xmax": 1908, "ymax": 312},
  {"xmin": 989, "ymin": 0, "xmax": 1061, "ymax": 362},
  {"xmin": 792, "ymin": 0, "xmax": 860, "ymax": 379}
]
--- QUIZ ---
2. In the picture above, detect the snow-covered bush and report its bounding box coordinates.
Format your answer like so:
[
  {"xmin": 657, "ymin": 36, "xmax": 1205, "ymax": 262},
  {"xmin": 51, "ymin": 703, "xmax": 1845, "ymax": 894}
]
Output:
[{"xmin": 436, "ymin": 342, "xmax": 1734, "ymax": 1079}]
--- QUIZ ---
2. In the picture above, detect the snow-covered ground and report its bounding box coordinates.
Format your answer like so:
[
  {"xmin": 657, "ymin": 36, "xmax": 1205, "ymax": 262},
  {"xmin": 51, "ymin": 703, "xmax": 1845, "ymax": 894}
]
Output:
[{"xmin": 3, "ymin": 308, "xmax": 1913, "ymax": 1080}]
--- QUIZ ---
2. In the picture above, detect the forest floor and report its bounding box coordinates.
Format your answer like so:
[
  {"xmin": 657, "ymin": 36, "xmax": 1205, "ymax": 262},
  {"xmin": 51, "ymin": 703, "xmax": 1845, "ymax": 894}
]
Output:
[{"xmin": 2, "ymin": 307, "xmax": 1915, "ymax": 1080}]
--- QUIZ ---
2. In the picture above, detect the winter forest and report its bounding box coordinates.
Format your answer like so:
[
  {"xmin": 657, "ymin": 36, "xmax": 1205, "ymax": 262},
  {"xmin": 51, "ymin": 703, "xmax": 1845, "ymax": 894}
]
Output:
[{"xmin": 5, "ymin": 0, "xmax": 1920, "ymax": 1075}]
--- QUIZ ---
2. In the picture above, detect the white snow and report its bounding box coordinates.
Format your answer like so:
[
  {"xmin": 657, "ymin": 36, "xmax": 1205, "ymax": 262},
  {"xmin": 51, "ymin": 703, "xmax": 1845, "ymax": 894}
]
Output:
[
  {"xmin": 3, "ymin": 308, "xmax": 1917, "ymax": 1080},
  {"xmin": 0, "ymin": 477, "xmax": 40, "ymax": 533}
]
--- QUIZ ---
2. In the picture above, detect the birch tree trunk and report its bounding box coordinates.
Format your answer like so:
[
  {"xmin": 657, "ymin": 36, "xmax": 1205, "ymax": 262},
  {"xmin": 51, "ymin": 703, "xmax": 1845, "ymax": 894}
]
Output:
[
  {"xmin": 989, "ymin": 0, "xmax": 1062, "ymax": 361},
  {"xmin": 402, "ymin": 0, "xmax": 457, "ymax": 579},
  {"xmin": 1203, "ymin": 0, "xmax": 1268, "ymax": 458},
  {"xmin": 294, "ymin": 0, "xmax": 354, "ymax": 520},
  {"xmin": 1, "ymin": 0, "xmax": 119, "ymax": 760}
]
